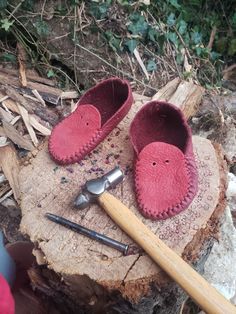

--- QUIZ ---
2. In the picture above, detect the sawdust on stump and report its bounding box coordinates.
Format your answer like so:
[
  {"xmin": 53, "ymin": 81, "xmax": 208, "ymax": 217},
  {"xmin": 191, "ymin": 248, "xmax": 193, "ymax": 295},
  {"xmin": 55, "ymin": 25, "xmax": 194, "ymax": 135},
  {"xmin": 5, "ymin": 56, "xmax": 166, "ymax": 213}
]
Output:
[{"xmin": 19, "ymin": 80, "xmax": 227, "ymax": 311}]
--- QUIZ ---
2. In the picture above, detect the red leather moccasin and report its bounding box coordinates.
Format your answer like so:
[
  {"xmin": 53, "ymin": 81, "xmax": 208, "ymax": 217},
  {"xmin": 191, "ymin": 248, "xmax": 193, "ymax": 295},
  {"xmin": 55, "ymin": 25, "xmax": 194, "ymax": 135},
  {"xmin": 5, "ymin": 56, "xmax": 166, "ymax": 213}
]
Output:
[
  {"xmin": 130, "ymin": 101, "xmax": 198, "ymax": 220},
  {"xmin": 49, "ymin": 77, "xmax": 133, "ymax": 164},
  {"xmin": 0, "ymin": 275, "xmax": 14, "ymax": 314}
]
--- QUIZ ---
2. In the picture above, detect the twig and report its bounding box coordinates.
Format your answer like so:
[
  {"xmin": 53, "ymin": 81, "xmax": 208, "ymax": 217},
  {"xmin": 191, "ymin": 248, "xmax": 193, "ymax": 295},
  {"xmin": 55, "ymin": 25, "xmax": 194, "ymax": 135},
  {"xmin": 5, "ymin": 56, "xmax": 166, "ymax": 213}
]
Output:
[
  {"xmin": 41, "ymin": 0, "xmax": 47, "ymax": 20},
  {"xmin": 173, "ymin": 26, "xmax": 193, "ymax": 63},
  {"xmin": 168, "ymin": 42, "xmax": 181, "ymax": 78},
  {"xmin": 207, "ymin": 26, "xmax": 217, "ymax": 50},
  {"xmin": 48, "ymin": 32, "xmax": 71, "ymax": 43},
  {"xmin": 7, "ymin": 0, "xmax": 24, "ymax": 19},
  {"xmin": 219, "ymin": 0, "xmax": 231, "ymax": 30}
]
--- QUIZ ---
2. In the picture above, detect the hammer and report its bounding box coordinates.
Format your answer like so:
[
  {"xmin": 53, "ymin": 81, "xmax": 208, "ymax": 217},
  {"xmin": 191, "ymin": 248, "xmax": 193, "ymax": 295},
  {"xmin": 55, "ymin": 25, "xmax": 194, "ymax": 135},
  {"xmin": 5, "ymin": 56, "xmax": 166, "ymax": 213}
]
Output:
[{"xmin": 74, "ymin": 167, "xmax": 236, "ymax": 314}]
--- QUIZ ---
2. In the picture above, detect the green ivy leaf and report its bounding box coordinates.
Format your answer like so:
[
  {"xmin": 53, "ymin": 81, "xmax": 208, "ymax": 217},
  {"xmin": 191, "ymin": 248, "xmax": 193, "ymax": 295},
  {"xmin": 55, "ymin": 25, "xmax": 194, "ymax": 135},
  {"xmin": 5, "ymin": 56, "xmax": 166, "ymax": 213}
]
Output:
[
  {"xmin": 0, "ymin": 0, "xmax": 7, "ymax": 9},
  {"xmin": 1, "ymin": 19, "xmax": 14, "ymax": 31},
  {"xmin": 128, "ymin": 21, "xmax": 148, "ymax": 35},
  {"xmin": 117, "ymin": 0, "xmax": 130, "ymax": 5},
  {"xmin": 167, "ymin": 13, "xmax": 175, "ymax": 27},
  {"xmin": 183, "ymin": 32, "xmax": 190, "ymax": 45},
  {"xmin": 110, "ymin": 37, "xmax": 122, "ymax": 51},
  {"xmin": 231, "ymin": 12, "xmax": 236, "ymax": 27},
  {"xmin": 169, "ymin": 0, "xmax": 181, "ymax": 9},
  {"xmin": 167, "ymin": 32, "xmax": 178, "ymax": 46},
  {"xmin": 70, "ymin": 0, "xmax": 80, "ymax": 5},
  {"xmin": 178, "ymin": 20, "xmax": 187, "ymax": 35},
  {"xmin": 0, "ymin": 52, "xmax": 16, "ymax": 63},
  {"xmin": 146, "ymin": 60, "xmax": 157, "ymax": 72},
  {"xmin": 128, "ymin": 14, "xmax": 149, "ymax": 35},
  {"xmin": 195, "ymin": 46, "xmax": 203, "ymax": 56},
  {"xmin": 47, "ymin": 69, "xmax": 56, "ymax": 78},
  {"xmin": 129, "ymin": 12, "xmax": 142, "ymax": 22},
  {"xmin": 124, "ymin": 39, "xmax": 137, "ymax": 53},
  {"xmin": 183, "ymin": 71, "xmax": 192, "ymax": 80},
  {"xmin": 191, "ymin": 31, "xmax": 202, "ymax": 44},
  {"xmin": 89, "ymin": 2, "xmax": 110, "ymax": 19},
  {"xmin": 210, "ymin": 51, "xmax": 221, "ymax": 61},
  {"xmin": 147, "ymin": 27, "xmax": 158, "ymax": 42},
  {"xmin": 34, "ymin": 20, "xmax": 50, "ymax": 37},
  {"xmin": 104, "ymin": 31, "xmax": 122, "ymax": 52}
]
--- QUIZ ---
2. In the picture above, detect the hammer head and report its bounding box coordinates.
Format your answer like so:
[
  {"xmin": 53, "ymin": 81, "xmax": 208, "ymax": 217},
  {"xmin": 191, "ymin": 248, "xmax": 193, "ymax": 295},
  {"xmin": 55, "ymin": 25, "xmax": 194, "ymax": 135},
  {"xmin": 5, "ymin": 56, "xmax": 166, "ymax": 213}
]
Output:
[{"xmin": 74, "ymin": 167, "xmax": 124, "ymax": 209}]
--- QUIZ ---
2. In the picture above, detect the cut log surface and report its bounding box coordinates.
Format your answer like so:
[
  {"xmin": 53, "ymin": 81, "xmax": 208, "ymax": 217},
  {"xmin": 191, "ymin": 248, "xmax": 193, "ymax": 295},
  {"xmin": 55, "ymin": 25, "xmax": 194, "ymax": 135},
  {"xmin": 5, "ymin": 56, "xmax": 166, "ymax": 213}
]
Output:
[{"xmin": 19, "ymin": 81, "xmax": 226, "ymax": 309}]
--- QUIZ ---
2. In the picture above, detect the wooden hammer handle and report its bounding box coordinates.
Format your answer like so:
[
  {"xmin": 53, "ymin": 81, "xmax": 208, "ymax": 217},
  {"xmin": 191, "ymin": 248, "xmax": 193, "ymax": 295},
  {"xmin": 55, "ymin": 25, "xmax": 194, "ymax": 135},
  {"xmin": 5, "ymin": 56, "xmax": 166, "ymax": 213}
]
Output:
[{"xmin": 99, "ymin": 192, "xmax": 236, "ymax": 314}]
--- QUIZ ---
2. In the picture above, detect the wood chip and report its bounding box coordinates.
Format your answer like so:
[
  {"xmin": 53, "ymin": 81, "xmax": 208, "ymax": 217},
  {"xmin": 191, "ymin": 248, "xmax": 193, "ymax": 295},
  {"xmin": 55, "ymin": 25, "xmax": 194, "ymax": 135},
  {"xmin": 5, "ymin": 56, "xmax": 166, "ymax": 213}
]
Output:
[
  {"xmin": 2, "ymin": 120, "xmax": 34, "ymax": 151},
  {"xmin": 0, "ymin": 92, "xmax": 20, "ymax": 114},
  {"xmin": 71, "ymin": 99, "xmax": 77, "ymax": 112},
  {"xmin": 29, "ymin": 116, "xmax": 51, "ymax": 136},
  {"xmin": 1, "ymin": 102, "xmax": 12, "ymax": 113},
  {"xmin": 133, "ymin": 48, "xmax": 149, "ymax": 81},
  {"xmin": 34, "ymin": 107, "xmax": 59, "ymax": 127},
  {"xmin": 133, "ymin": 92, "xmax": 150, "ymax": 102},
  {"xmin": 181, "ymin": 48, "xmax": 192, "ymax": 74},
  {"xmin": 17, "ymin": 42, "xmax": 27, "ymax": 87},
  {"xmin": 168, "ymin": 81, "xmax": 205, "ymax": 119},
  {"xmin": 0, "ymin": 107, "xmax": 14, "ymax": 123},
  {"xmin": 152, "ymin": 78, "xmax": 180, "ymax": 101},
  {"xmin": 23, "ymin": 94, "xmax": 41, "ymax": 103},
  {"xmin": 0, "ymin": 126, "xmax": 6, "ymax": 136},
  {"xmin": 32, "ymin": 89, "xmax": 46, "ymax": 107},
  {"xmin": 152, "ymin": 78, "xmax": 204, "ymax": 119},
  {"xmin": 0, "ymin": 136, "xmax": 8, "ymax": 147},
  {"xmin": 0, "ymin": 189, "xmax": 13, "ymax": 204},
  {"xmin": 2, "ymin": 85, "xmax": 34, "ymax": 113},
  {"xmin": 0, "ymin": 73, "xmax": 62, "ymax": 104},
  {"xmin": 61, "ymin": 91, "xmax": 79, "ymax": 99},
  {"xmin": 17, "ymin": 104, "xmax": 38, "ymax": 146},
  {"xmin": 0, "ymin": 145, "xmax": 20, "ymax": 202},
  {"xmin": 0, "ymin": 90, "xmax": 59, "ymax": 126},
  {"xmin": 0, "ymin": 67, "xmax": 55, "ymax": 86},
  {"xmin": 0, "ymin": 173, "xmax": 6, "ymax": 184},
  {"xmin": 0, "ymin": 181, "xmax": 10, "ymax": 199},
  {"xmin": 0, "ymin": 95, "xmax": 9, "ymax": 102},
  {"xmin": 10, "ymin": 115, "xmax": 21, "ymax": 125}
]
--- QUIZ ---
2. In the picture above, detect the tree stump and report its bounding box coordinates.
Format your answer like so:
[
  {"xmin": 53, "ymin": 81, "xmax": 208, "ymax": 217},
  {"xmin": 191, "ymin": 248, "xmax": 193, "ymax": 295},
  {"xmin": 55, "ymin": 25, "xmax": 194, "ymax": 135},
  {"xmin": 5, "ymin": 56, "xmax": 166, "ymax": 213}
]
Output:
[{"xmin": 19, "ymin": 80, "xmax": 228, "ymax": 313}]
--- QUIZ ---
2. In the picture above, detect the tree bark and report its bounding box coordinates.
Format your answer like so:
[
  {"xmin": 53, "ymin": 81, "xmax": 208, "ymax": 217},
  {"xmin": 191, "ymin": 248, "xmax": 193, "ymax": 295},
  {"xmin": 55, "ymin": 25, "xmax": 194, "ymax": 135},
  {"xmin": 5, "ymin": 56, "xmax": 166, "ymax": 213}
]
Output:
[{"xmin": 19, "ymin": 81, "xmax": 228, "ymax": 313}]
